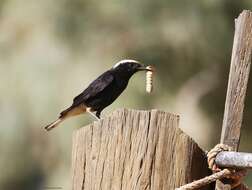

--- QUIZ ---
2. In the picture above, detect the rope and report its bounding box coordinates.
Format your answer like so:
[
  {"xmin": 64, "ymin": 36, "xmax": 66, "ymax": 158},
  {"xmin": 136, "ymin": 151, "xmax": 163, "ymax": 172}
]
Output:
[
  {"xmin": 207, "ymin": 144, "xmax": 231, "ymax": 172},
  {"xmin": 175, "ymin": 144, "xmax": 249, "ymax": 190},
  {"xmin": 175, "ymin": 169, "xmax": 232, "ymax": 190}
]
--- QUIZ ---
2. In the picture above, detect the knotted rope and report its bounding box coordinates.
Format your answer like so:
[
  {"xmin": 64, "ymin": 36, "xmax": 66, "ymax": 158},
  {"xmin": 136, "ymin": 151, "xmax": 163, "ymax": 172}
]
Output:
[
  {"xmin": 175, "ymin": 144, "xmax": 248, "ymax": 190},
  {"xmin": 207, "ymin": 144, "xmax": 231, "ymax": 172}
]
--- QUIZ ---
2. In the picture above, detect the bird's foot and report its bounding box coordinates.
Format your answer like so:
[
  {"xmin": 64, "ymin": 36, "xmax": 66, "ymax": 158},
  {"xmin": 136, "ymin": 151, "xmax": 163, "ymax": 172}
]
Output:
[{"xmin": 87, "ymin": 111, "xmax": 100, "ymax": 121}]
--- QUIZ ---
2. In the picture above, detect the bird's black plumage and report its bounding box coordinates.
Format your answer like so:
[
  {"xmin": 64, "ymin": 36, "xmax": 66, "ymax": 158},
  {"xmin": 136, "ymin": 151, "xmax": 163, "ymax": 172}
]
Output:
[
  {"xmin": 45, "ymin": 59, "xmax": 151, "ymax": 131},
  {"xmin": 71, "ymin": 70, "xmax": 114, "ymax": 109}
]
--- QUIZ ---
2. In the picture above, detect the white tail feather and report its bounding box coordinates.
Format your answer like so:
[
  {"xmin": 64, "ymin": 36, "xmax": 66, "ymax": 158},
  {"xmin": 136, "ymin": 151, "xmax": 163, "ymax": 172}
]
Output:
[{"xmin": 44, "ymin": 118, "xmax": 64, "ymax": 131}]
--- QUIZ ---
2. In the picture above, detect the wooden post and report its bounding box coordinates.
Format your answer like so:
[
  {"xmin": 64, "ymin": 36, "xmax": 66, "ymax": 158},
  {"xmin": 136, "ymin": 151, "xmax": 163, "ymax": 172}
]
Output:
[
  {"xmin": 217, "ymin": 10, "xmax": 252, "ymax": 190},
  {"xmin": 220, "ymin": 10, "xmax": 252, "ymax": 149},
  {"xmin": 72, "ymin": 109, "xmax": 212, "ymax": 190}
]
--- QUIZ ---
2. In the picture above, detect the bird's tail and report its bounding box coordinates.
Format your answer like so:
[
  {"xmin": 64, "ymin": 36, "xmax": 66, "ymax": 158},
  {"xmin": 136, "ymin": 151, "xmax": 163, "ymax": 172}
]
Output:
[
  {"xmin": 44, "ymin": 118, "xmax": 64, "ymax": 131},
  {"xmin": 44, "ymin": 105, "xmax": 86, "ymax": 131}
]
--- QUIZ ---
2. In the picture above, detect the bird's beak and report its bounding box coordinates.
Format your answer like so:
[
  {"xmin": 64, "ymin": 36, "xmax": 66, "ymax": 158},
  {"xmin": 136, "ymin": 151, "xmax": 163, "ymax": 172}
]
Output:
[{"xmin": 137, "ymin": 65, "xmax": 154, "ymax": 71}]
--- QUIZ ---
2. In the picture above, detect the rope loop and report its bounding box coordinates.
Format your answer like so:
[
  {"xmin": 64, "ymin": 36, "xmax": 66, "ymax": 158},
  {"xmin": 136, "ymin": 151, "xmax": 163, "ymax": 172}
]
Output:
[
  {"xmin": 175, "ymin": 144, "xmax": 248, "ymax": 190},
  {"xmin": 207, "ymin": 144, "xmax": 247, "ymax": 189},
  {"xmin": 207, "ymin": 144, "xmax": 231, "ymax": 172}
]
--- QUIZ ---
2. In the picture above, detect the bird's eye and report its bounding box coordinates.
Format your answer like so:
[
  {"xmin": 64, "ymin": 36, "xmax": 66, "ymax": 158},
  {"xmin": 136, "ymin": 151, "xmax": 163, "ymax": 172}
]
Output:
[{"xmin": 131, "ymin": 63, "xmax": 136, "ymax": 67}]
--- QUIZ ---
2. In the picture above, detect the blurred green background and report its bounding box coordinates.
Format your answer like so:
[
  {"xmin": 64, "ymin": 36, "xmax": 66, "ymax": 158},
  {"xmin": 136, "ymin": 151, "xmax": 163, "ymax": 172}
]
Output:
[{"xmin": 0, "ymin": 0, "xmax": 252, "ymax": 189}]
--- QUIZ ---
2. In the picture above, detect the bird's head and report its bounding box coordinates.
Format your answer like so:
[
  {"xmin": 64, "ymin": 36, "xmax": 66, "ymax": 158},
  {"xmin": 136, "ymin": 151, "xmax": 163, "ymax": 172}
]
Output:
[{"xmin": 112, "ymin": 59, "xmax": 152, "ymax": 76}]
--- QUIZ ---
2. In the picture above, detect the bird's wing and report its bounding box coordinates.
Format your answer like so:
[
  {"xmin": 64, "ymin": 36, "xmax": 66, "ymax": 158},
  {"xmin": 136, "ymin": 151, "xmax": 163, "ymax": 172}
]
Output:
[{"xmin": 72, "ymin": 71, "xmax": 114, "ymax": 107}]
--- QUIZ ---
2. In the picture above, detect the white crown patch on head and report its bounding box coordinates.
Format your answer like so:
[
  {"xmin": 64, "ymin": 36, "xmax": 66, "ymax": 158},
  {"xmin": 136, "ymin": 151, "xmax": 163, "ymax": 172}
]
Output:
[{"xmin": 113, "ymin": 59, "xmax": 139, "ymax": 69}]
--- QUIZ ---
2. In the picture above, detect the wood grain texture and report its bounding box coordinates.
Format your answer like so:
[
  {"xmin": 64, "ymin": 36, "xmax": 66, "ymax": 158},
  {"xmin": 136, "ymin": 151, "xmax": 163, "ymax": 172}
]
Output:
[
  {"xmin": 220, "ymin": 10, "xmax": 252, "ymax": 151},
  {"xmin": 72, "ymin": 109, "xmax": 211, "ymax": 190}
]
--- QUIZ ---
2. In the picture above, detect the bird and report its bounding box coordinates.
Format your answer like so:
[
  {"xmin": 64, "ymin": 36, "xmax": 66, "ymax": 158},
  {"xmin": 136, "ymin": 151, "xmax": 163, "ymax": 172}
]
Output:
[{"xmin": 44, "ymin": 59, "xmax": 153, "ymax": 131}]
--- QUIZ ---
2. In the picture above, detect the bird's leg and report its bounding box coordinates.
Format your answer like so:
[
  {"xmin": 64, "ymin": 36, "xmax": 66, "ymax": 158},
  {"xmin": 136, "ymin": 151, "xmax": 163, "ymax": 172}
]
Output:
[
  {"xmin": 96, "ymin": 111, "xmax": 101, "ymax": 119},
  {"xmin": 87, "ymin": 110, "xmax": 100, "ymax": 121}
]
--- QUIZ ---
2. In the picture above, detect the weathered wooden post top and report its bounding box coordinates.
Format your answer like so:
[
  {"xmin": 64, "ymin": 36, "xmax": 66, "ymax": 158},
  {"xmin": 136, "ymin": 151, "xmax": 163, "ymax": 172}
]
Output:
[{"xmin": 72, "ymin": 109, "xmax": 211, "ymax": 190}]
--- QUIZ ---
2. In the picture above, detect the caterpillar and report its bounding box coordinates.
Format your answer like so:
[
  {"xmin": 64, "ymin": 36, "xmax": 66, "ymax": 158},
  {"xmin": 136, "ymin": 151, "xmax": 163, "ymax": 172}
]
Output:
[{"xmin": 146, "ymin": 66, "xmax": 154, "ymax": 93}]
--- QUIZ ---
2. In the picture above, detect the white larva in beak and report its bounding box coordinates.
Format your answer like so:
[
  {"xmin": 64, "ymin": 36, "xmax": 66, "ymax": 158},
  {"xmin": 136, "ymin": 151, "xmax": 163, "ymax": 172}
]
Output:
[{"xmin": 146, "ymin": 66, "xmax": 154, "ymax": 93}]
